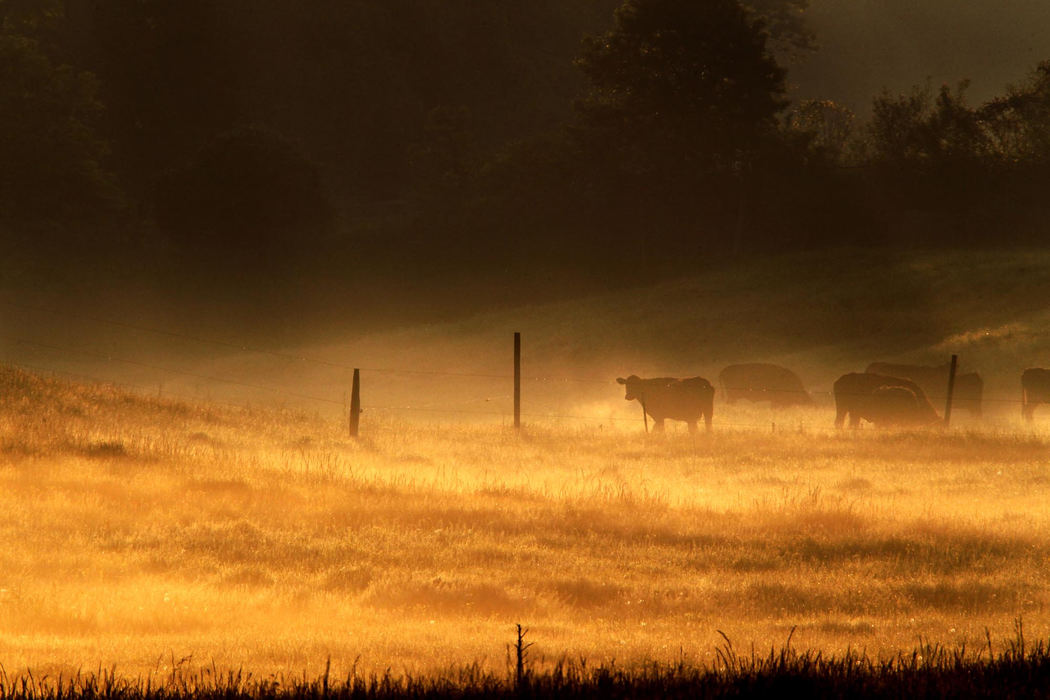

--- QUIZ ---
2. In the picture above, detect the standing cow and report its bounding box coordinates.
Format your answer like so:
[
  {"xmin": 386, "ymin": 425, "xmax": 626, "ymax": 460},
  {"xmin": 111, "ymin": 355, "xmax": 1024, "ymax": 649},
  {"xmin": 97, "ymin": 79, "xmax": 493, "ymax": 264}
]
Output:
[
  {"xmin": 616, "ymin": 375, "xmax": 714, "ymax": 433},
  {"xmin": 1022, "ymin": 368, "xmax": 1050, "ymax": 422},
  {"xmin": 866, "ymin": 362, "xmax": 983, "ymax": 417},
  {"xmin": 834, "ymin": 372, "xmax": 940, "ymax": 428},
  {"xmin": 719, "ymin": 363, "xmax": 813, "ymax": 408}
]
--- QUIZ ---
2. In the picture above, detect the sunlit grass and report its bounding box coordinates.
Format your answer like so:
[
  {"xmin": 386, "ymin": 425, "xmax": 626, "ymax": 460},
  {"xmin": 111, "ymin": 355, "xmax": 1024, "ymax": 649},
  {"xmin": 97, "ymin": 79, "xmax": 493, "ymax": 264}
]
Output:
[{"xmin": 3, "ymin": 365, "xmax": 1050, "ymax": 680}]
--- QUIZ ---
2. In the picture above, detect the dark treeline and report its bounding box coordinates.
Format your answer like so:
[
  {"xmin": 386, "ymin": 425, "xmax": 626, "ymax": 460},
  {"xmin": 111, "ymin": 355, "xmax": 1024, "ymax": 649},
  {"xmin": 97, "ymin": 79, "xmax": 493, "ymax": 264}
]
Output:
[{"xmin": 3, "ymin": 0, "xmax": 1050, "ymax": 327}]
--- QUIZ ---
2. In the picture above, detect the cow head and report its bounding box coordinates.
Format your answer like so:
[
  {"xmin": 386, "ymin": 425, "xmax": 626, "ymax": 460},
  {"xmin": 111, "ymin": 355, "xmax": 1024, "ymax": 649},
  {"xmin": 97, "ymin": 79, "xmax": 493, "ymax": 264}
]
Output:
[{"xmin": 616, "ymin": 375, "xmax": 642, "ymax": 401}]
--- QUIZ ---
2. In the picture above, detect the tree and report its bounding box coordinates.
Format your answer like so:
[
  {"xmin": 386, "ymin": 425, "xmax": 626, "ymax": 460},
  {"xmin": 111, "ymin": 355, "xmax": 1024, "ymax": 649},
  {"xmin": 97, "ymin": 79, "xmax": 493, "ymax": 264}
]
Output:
[
  {"xmin": 867, "ymin": 81, "xmax": 989, "ymax": 167},
  {"xmin": 65, "ymin": 0, "xmax": 239, "ymax": 198},
  {"xmin": 574, "ymin": 0, "xmax": 788, "ymax": 181},
  {"xmin": 155, "ymin": 125, "xmax": 335, "ymax": 287},
  {"xmin": 787, "ymin": 99, "xmax": 857, "ymax": 165},
  {"xmin": 863, "ymin": 81, "xmax": 1006, "ymax": 247},
  {"xmin": 982, "ymin": 61, "xmax": 1050, "ymax": 165},
  {"xmin": 867, "ymin": 85, "xmax": 933, "ymax": 165},
  {"xmin": 0, "ymin": 0, "xmax": 61, "ymax": 37},
  {"xmin": 0, "ymin": 29, "xmax": 119, "ymax": 223},
  {"xmin": 744, "ymin": 0, "xmax": 814, "ymax": 61}
]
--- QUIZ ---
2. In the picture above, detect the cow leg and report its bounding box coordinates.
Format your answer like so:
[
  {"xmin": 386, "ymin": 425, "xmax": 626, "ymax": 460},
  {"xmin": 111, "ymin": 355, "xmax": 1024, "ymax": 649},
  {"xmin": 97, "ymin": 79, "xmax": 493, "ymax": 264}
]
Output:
[
  {"xmin": 652, "ymin": 419, "xmax": 665, "ymax": 433},
  {"xmin": 834, "ymin": 407, "xmax": 846, "ymax": 429},
  {"xmin": 1024, "ymin": 402, "xmax": 1035, "ymax": 423},
  {"xmin": 687, "ymin": 420, "xmax": 698, "ymax": 434},
  {"xmin": 850, "ymin": 414, "xmax": 861, "ymax": 429},
  {"xmin": 704, "ymin": 412, "xmax": 712, "ymax": 433}
]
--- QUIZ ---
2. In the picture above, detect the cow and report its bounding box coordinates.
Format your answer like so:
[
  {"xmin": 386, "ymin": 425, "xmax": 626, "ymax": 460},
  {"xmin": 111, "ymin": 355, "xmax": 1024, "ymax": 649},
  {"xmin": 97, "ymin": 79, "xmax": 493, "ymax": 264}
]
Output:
[
  {"xmin": 616, "ymin": 375, "xmax": 714, "ymax": 433},
  {"xmin": 834, "ymin": 372, "xmax": 940, "ymax": 428},
  {"xmin": 1021, "ymin": 368, "xmax": 1050, "ymax": 422},
  {"xmin": 718, "ymin": 363, "xmax": 813, "ymax": 408},
  {"xmin": 866, "ymin": 362, "xmax": 983, "ymax": 417}
]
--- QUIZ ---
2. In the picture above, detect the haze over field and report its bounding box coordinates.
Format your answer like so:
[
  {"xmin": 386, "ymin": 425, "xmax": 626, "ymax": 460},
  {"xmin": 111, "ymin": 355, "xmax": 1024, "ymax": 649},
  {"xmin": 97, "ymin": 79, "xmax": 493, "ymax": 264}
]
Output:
[
  {"xmin": 5, "ymin": 0, "xmax": 1050, "ymax": 695},
  {"xmin": 6, "ymin": 249, "xmax": 1050, "ymax": 426}
]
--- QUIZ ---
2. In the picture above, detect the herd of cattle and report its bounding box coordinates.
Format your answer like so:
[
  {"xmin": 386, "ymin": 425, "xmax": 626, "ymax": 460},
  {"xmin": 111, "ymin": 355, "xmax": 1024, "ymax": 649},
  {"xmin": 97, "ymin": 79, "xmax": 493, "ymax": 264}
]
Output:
[{"xmin": 616, "ymin": 363, "xmax": 1050, "ymax": 432}]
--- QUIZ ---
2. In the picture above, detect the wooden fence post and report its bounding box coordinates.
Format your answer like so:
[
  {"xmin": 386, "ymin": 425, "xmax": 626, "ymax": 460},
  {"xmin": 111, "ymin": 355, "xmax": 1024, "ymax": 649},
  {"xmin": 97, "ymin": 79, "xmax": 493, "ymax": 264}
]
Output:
[
  {"xmin": 943, "ymin": 355, "xmax": 958, "ymax": 428},
  {"xmin": 349, "ymin": 368, "xmax": 361, "ymax": 438},
  {"xmin": 513, "ymin": 333, "xmax": 521, "ymax": 430}
]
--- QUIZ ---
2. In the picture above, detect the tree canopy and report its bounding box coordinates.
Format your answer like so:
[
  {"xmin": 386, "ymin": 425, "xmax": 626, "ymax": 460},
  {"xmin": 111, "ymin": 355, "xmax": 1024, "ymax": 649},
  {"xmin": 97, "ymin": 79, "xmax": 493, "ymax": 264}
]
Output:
[
  {"xmin": 6, "ymin": 0, "xmax": 1050, "ymax": 318},
  {"xmin": 574, "ymin": 0, "xmax": 788, "ymax": 179},
  {"xmin": 0, "ymin": 7, "xmax": 118, "ymax": 224},
  {"xmin": 982, "ymin": 61, "xmax": 1050, "ymax": 164}
]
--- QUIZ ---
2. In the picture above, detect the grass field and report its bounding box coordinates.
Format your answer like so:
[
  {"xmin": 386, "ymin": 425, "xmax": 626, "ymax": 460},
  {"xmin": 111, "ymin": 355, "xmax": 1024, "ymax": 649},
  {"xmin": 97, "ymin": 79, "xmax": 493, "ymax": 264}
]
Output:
[{"xmin": 3, "ymin": 363, "xmax": 1050, "ymax": 686}]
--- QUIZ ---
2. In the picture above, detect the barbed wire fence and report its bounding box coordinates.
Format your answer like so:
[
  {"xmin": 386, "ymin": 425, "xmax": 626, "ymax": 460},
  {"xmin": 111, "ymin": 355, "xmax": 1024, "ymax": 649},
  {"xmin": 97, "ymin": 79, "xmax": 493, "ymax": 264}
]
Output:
[{"xmin": 1, "ymin": 299, "xmax": 1043, "ymax": 437}]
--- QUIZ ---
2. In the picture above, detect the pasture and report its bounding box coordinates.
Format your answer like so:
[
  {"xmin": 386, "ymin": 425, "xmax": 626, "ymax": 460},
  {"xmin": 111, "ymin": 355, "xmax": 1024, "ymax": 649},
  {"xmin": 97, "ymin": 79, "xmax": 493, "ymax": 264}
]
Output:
[{"xmin": 3, "ymin": 364, "xmax": 1050, "ymax": 684}]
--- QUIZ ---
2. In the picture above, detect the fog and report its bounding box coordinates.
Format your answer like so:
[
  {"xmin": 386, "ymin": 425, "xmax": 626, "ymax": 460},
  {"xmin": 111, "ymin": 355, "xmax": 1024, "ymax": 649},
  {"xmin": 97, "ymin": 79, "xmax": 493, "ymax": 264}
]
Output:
[
  {"xmin": 6, "ymin": 0, "xmax": 1050, "ymax": 687},
  {"xmin": 795, "ymin": 0, "xmax": 1050, "ymax": 110},
  {"xmin": 6, "ymin": 249, "xmax": 1050, "ymax": 432}
]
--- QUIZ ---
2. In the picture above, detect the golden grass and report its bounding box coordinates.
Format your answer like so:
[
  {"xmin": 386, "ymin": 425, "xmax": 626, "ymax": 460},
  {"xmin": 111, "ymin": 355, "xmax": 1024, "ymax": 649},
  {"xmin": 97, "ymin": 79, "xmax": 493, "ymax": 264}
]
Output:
[{"xmin": 2, "ymin": 365, "xmax": 1050, "ymax": 680}]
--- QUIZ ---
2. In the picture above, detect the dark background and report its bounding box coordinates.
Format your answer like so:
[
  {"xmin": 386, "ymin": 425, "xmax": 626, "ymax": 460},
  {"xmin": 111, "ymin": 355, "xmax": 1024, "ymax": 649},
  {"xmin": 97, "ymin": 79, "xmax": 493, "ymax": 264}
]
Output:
[{"xmin": 3, "ymin": 0, "xmax": 1050, "ymax": 338}]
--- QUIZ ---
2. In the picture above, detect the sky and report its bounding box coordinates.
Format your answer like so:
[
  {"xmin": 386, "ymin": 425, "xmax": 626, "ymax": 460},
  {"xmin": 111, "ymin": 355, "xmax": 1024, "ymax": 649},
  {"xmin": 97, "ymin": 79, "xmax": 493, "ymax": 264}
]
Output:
[{"xmin": 795, "ymin": 0, "xmax": 1050, "ymax": 111}]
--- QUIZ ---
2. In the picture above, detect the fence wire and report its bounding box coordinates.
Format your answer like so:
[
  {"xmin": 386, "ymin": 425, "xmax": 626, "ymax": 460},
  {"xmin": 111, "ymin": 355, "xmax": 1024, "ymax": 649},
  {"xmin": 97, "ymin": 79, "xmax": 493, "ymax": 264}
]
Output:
[
  {"xmin": 1, "ymin": 302, "xmax": 1043, "ymax": 433},
  {"xmin": 0, "ymin": 300, "xmax": 610, "ymax": 384}
]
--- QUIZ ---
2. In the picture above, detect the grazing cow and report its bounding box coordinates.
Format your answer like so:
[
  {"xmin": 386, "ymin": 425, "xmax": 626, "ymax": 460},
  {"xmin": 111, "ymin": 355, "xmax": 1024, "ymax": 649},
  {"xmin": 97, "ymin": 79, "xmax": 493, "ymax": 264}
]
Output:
[
  {"xmin": 834, "ymin": 372, "xmax": 940, "ymax": 428},
  {"xmin": 866, "ymin": 362, "xmax": 983, "ymax": 417},
  {"xmin": 616, "ymin": 375, "xmax": 714, "ymax": 433},
  {"xmin": 718, "ymin": 363, "xmax": 813, "ymax": 408},
  {"xmin": 1021, "ymin": 368, "xmax": 1050, "ymax": 422}
]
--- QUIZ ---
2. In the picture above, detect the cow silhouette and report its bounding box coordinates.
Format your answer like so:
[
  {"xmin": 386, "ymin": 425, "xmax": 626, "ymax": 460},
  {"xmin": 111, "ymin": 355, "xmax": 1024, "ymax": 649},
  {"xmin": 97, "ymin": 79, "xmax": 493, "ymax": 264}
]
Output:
[
  {"xmin": 719, "ymin": 363, "xmax": 812, "ymax": 408},
  {"xmin": 834, "ymin": 372, "xmax": 940, "ymax": 428},
  {"xmin": 616, "ymin": 375, "xmax": 714, "ymax": 433},
  {"xmin": 1022, "ymin": 368, "xmax": 1050, "ymax": 422},
  {"xmin": 866, "ymin": 362, "xmax": 983, "ymax": 417}
]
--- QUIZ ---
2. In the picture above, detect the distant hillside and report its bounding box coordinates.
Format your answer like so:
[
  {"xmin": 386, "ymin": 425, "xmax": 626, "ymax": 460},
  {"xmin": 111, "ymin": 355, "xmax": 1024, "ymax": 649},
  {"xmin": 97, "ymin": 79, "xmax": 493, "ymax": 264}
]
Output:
[
  {"xmin": 6, "ymin": 248, "xmax": 1050, "ymax": 425},
  {"xmin": 289, "ymin": 248, "xmax": 1050, "ymax": 421}
]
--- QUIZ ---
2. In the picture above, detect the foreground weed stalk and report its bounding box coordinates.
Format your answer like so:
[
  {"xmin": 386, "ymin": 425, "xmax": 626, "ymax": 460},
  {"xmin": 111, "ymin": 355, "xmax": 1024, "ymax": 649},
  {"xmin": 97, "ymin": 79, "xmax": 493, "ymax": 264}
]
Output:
[{"xmin": 512, "ymin": 624, "xmax": 534, "ymax": 691}]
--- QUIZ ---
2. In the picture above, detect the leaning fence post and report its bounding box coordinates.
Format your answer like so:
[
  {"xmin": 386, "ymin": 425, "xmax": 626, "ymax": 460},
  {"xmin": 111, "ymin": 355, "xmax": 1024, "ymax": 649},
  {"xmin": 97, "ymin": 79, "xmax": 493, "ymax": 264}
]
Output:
[
  {"xmin": 943, "ymin": 354, "xmax": 958, "ymax": 428},
  {"xmin": 349, "ymin": 368, "xmax": 361, "ymax": 438},
  {"xmin": 513, "ymin": 333, "xmax": 521, "ymax": 431}
]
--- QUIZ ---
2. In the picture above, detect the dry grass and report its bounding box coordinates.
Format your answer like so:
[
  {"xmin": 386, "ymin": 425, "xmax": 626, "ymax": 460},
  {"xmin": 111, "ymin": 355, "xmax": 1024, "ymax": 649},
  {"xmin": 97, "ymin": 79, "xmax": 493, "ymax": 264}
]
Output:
[{"xmin": 3, "ymin": 364, "xmax": 1050, "ymax": 681}]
